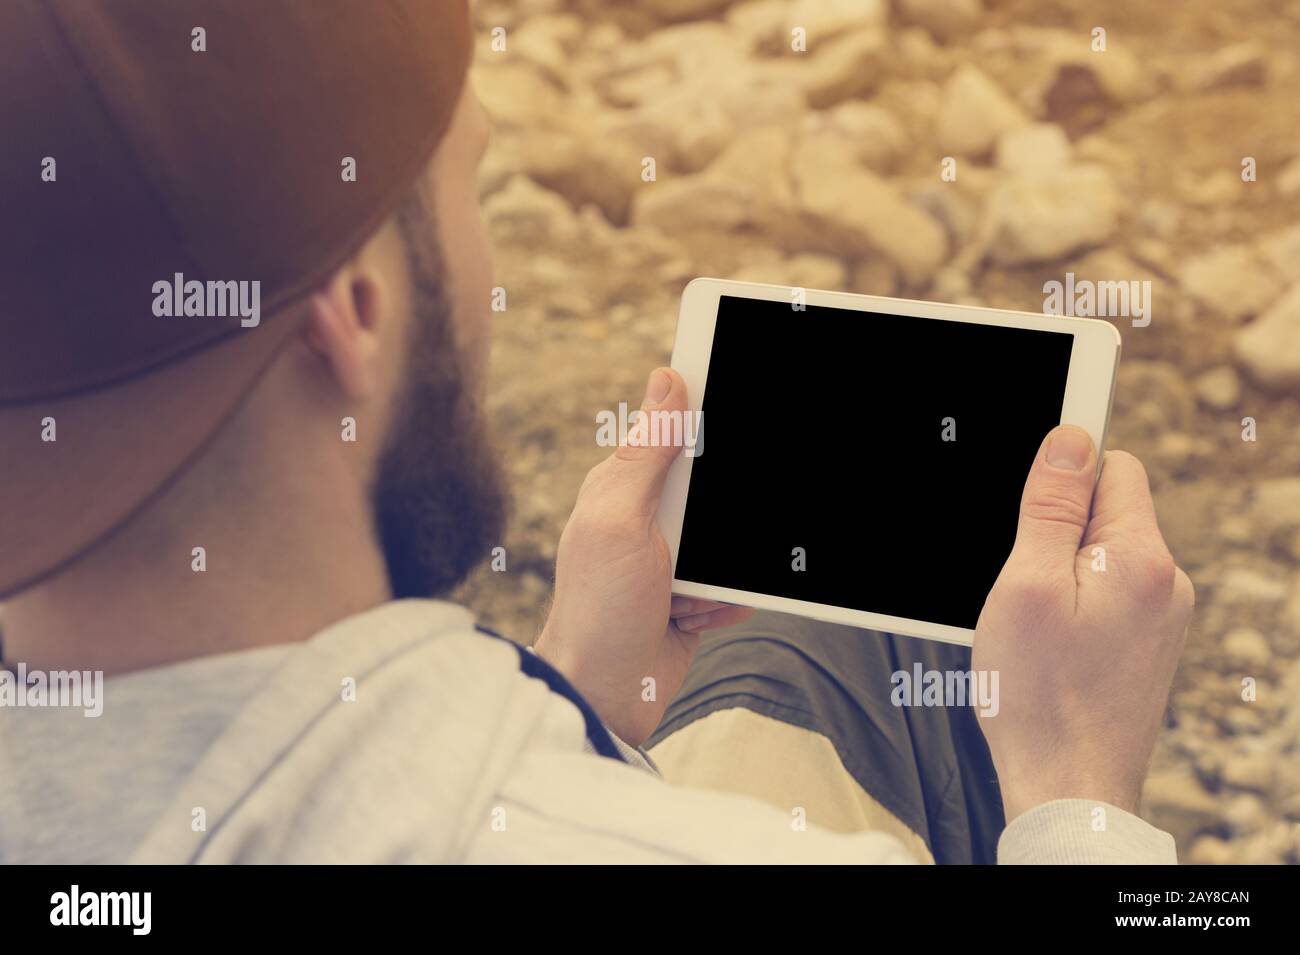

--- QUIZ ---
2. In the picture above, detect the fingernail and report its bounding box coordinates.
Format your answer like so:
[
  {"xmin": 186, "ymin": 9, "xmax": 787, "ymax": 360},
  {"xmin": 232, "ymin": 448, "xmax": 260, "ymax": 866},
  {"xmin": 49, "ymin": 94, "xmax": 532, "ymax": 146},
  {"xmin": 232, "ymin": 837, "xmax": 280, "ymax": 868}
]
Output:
[
  {"xmin": 670, "ymin": 596, "xmax": 695, "ymax": 615},
  {"xmin": 1046, "ymin": 427, "xmax": 1092, "ymax": 471},
  {"xmin": 644, "ymin": 369, "xmax": 670, "ymax": 406},
  {"xmin": 677, "ymin": 611, "xmax": 714, "ymax": 632}
]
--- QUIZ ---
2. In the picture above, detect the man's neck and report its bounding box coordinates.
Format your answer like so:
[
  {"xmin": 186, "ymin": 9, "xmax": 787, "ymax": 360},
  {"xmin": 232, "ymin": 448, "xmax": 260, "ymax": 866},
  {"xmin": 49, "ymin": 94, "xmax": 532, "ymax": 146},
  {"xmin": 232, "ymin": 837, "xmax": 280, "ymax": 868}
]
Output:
[
  {"xmin": 3, "ymin": 506, "xmax": 390, "ymax": 677},
  {"xmin": 1, "ymin": 425, "xmax": 392, "ymax": 676}
]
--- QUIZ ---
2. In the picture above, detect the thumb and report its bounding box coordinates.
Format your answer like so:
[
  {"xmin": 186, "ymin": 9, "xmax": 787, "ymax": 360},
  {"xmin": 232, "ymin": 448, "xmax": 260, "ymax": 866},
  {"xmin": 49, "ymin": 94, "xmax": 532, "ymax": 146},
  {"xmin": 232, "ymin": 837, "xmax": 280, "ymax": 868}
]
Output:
[
  {"xmin": 604, "ymin": 367, "xmax": 689, "ymax": 518},
  {"xmin": 1007, "ymin": 425, "xmax": 1099, "ymax": 576}
]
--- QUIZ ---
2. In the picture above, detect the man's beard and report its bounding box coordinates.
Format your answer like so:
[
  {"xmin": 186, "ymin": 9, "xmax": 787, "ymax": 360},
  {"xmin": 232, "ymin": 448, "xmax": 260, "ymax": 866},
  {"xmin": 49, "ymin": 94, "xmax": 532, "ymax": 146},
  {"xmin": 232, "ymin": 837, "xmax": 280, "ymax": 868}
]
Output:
[{"xmin": 371, "ymin": 197, "xmax": 509, "ymax": 600}]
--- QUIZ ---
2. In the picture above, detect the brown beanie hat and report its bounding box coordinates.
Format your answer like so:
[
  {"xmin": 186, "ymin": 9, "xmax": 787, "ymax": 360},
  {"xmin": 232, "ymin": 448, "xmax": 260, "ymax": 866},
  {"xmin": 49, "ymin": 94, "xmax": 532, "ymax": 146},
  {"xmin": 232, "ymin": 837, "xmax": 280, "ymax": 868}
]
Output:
[{"xmin": 0, "ymin": 0, "xmax": 473, "ymax": 596}]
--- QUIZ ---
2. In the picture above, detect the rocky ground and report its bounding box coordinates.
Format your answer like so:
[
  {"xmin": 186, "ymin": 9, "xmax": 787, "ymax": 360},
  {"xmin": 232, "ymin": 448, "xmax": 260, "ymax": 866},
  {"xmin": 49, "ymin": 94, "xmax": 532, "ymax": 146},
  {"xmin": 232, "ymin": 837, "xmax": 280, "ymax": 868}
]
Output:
[{"xmin": 454, "ymin": 0, "xmax": 1300, "ymax": 862}]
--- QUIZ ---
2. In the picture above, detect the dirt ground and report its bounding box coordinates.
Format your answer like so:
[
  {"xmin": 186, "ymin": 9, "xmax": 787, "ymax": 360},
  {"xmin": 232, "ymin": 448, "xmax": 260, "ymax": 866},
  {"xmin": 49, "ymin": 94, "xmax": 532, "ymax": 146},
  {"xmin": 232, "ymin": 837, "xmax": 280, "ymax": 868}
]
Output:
[{"xmin": 454, "ymin": 0, "xmax": 1300, "ymax": 862}]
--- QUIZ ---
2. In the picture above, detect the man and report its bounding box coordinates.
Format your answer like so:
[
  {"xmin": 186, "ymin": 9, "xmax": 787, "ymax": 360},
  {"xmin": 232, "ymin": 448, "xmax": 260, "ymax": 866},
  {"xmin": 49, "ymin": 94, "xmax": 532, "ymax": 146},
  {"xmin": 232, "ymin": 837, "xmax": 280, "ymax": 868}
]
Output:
[{"xmin": 0, "ymin": 0, "xmax": 1192, "ymax": 863}]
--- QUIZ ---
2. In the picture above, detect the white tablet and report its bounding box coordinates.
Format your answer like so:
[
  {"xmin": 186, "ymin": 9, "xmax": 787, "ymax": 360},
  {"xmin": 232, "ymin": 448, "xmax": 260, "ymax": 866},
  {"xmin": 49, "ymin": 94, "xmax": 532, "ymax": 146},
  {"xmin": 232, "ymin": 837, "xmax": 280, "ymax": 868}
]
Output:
[{"xmin": 655, "ymin": 277, "xmax": 1122, "ymax": 647}]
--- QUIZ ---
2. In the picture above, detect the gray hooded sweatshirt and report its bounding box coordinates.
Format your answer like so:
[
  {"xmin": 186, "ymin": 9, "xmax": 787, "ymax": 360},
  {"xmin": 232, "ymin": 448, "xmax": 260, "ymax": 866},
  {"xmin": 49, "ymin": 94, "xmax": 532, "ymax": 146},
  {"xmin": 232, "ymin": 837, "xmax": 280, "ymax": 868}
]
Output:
[{"xmin": 0, "ymin": 600, "xmax": 1176, "ymax": 864}]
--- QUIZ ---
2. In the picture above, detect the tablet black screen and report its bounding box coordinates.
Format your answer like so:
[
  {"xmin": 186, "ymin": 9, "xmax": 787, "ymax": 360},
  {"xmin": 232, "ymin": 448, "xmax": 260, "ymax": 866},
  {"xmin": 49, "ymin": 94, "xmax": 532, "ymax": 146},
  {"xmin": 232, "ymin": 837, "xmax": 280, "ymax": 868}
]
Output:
[{"xmin": 673, "ymin": 294, "xmax": 1075, "ymax": 631}]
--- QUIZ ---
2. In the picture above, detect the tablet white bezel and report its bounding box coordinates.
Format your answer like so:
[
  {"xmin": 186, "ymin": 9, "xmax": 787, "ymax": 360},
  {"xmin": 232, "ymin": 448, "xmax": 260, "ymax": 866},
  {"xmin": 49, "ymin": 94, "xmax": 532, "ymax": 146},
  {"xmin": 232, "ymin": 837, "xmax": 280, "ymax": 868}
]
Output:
[{"xmin": 655, "ymin": 277, "xmax": 1123, "ymax": 647}]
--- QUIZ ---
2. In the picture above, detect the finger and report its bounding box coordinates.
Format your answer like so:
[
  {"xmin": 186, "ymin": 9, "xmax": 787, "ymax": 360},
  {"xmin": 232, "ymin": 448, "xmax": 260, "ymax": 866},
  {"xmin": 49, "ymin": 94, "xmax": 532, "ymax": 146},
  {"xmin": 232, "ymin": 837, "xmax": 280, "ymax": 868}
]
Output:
[
  {"xmin": 675, "ymin": 606, "xmax": 754, "ymax": 633},
  {"xmin": 594, "ymin": 366, "xmax": 689, "ymax": 519},
  {"xmin": 1084, "ymin": 450, "xmax": 1163, "ymax": 548},
  {"xmin": 1007, "ymin": 425, "xmax": 1099, "ymax": 578},
  {"xmin": 669, "ymin": 597, "xmax": 737, "ymax": 617}
]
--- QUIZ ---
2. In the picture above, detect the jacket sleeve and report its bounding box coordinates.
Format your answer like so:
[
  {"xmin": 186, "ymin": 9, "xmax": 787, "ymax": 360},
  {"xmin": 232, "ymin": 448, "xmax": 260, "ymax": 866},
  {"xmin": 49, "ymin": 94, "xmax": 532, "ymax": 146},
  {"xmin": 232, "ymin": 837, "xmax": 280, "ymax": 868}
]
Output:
[
  {"xmin": 468, "ymin": 746, "xmax": 1176, "ymax": 864},
  {"xmin": 997, "ymin": 799, "xmax": 1178, "ymax": 864}
]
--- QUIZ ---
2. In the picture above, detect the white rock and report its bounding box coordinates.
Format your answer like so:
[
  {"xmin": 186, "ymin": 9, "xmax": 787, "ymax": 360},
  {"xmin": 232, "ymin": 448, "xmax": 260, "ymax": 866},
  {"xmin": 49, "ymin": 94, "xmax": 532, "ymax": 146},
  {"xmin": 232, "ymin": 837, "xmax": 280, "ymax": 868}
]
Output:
[
  {"xmin": 791, "ymin": 142, "xmax": 948, "ymax": 282},
  {"xmin": 935, "ymin": 66, "xmax": 1030, "ymax": 156},
  {"xmin": 928, "ymin": 266, "xmax": 970, "ymax": 302},
  {"xmin": 506, "ymin": 122, "xmax": 648, "ymax": 225},
  {"xmin": 630, "ymin": 124, "xmax": 805, "ymax": 245},
  {"xmin": 1222, "ymin": 793, "xmax": 1267, "ymax": 833},
  {"xmin": 895, "ymin": 26, "xmax": 946, "ymax": 77},
  {"xmin": 1193, "ymin": 365, "xmax": 1242, "ymax": 411},
  {"xmin": 603, "ymin": 23, "xmax": 805, "ymax": 173},
  {"xmin": 632, "ymin": 174, "xmax": 763, "ymax": 236},
  {"xmin": 1180, "ymin": 245, "xmax": 1285, "ymax": 322},
  {"xmin": 780, "ymin": 27, "xmax": 888, "ymax": 108},
  {"xmin": 982, "ymin": 164, "xmax": 1120, "ymax": 265},
  {"xmin": 730, "ymin": 253, "xmax": 847, "ymax": 291},
  {"xmin": 1153, "ymin": 432, "xmax": 1196, "ymax": 471},
  {"xmin": 1218, "ymin": 513, "xmax": 1254, "ymax": 545},
  {"xmin": 625, "ymin": 22, "xmax": 752, "ymax": 98},
  {"xmin": 725, "ymin": 0, "xmax": 791, "ymax": 46},
  {"xmin": 1238, "ymin": 823, "xmax": 1293, "ymax": 864},
  {"xmin": 583, "ymin": 22, "xmax": 626, "ymax": 55},
  {"xmin": 994, "ymin": 123, "xmax": 1072, "ymax": 173},
  {"xmin": 780, "ymin": 0, "xmax": 888, "ymax": 43},
  {"xmin": 886, "ymin": 79, "xmax": 944, "ymax": 130},
  {"xmin": 707, "ymin": 125, "xmax": 796, "ymax": 202},
  {"xmin": 474, "ymin": 63, "xmax": 566, "ymax": 129},
  {"xmin": 1142, "ymin": 766, "xmax": 1222, "ymax": 839},
  {"xmin": 805, "ymin": 101, "xmax": 908, "ymax": 172},
  {"xmin": 510, "ymin": 14, "xmax": 585, "ymax": 84},
  {"xmin": 1222, "ymin": 627, "xmax": 1271, "ymax": 665},
  {"xmin": 1216, "ymin": 566, "xmax": 1290, "ymax": 605},
  {"xmin": 1186, "ymin": 835, "xmax": 1236, "ymax": 865},
  {"xmin": 1251, "ymin": 478, "xmax": 1300, "ymax": 535},
  {"xmin": 667, "ymin": 77, "xmax": 805, "ymax": 171},
  {"xmin": 1184, "ymin": 41, "xmax": 1269, "ymax": 92},
  {"xmin": 1234, "ymin": 281, "xmax": 1300, "ymax": 391}
]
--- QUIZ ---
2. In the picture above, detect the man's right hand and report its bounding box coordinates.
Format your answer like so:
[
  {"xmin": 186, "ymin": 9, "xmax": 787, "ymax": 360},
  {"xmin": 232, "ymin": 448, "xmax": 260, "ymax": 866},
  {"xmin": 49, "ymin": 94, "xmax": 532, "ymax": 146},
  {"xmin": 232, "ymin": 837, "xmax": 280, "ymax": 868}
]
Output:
[{"xmin": 973, "ymin": 426, "xmax": 1195, "ymax": 823}]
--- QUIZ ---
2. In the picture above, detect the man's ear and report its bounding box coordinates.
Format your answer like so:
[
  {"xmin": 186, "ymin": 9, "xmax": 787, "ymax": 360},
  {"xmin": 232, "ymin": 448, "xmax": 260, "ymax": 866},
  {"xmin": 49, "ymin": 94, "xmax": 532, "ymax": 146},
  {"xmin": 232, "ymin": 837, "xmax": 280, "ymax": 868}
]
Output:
[{"xmin": 301, "ymin": 270, "xmax": 385, "ymax": 401}]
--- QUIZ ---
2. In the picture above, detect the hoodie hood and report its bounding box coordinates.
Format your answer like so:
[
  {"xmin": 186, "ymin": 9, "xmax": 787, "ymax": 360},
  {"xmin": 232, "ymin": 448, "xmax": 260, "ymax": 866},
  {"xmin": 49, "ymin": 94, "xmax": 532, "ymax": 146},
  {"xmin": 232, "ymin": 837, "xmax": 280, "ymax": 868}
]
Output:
[{"xmin": 126, "ymin": 600, "xmax": 559, "ymax": 863}]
